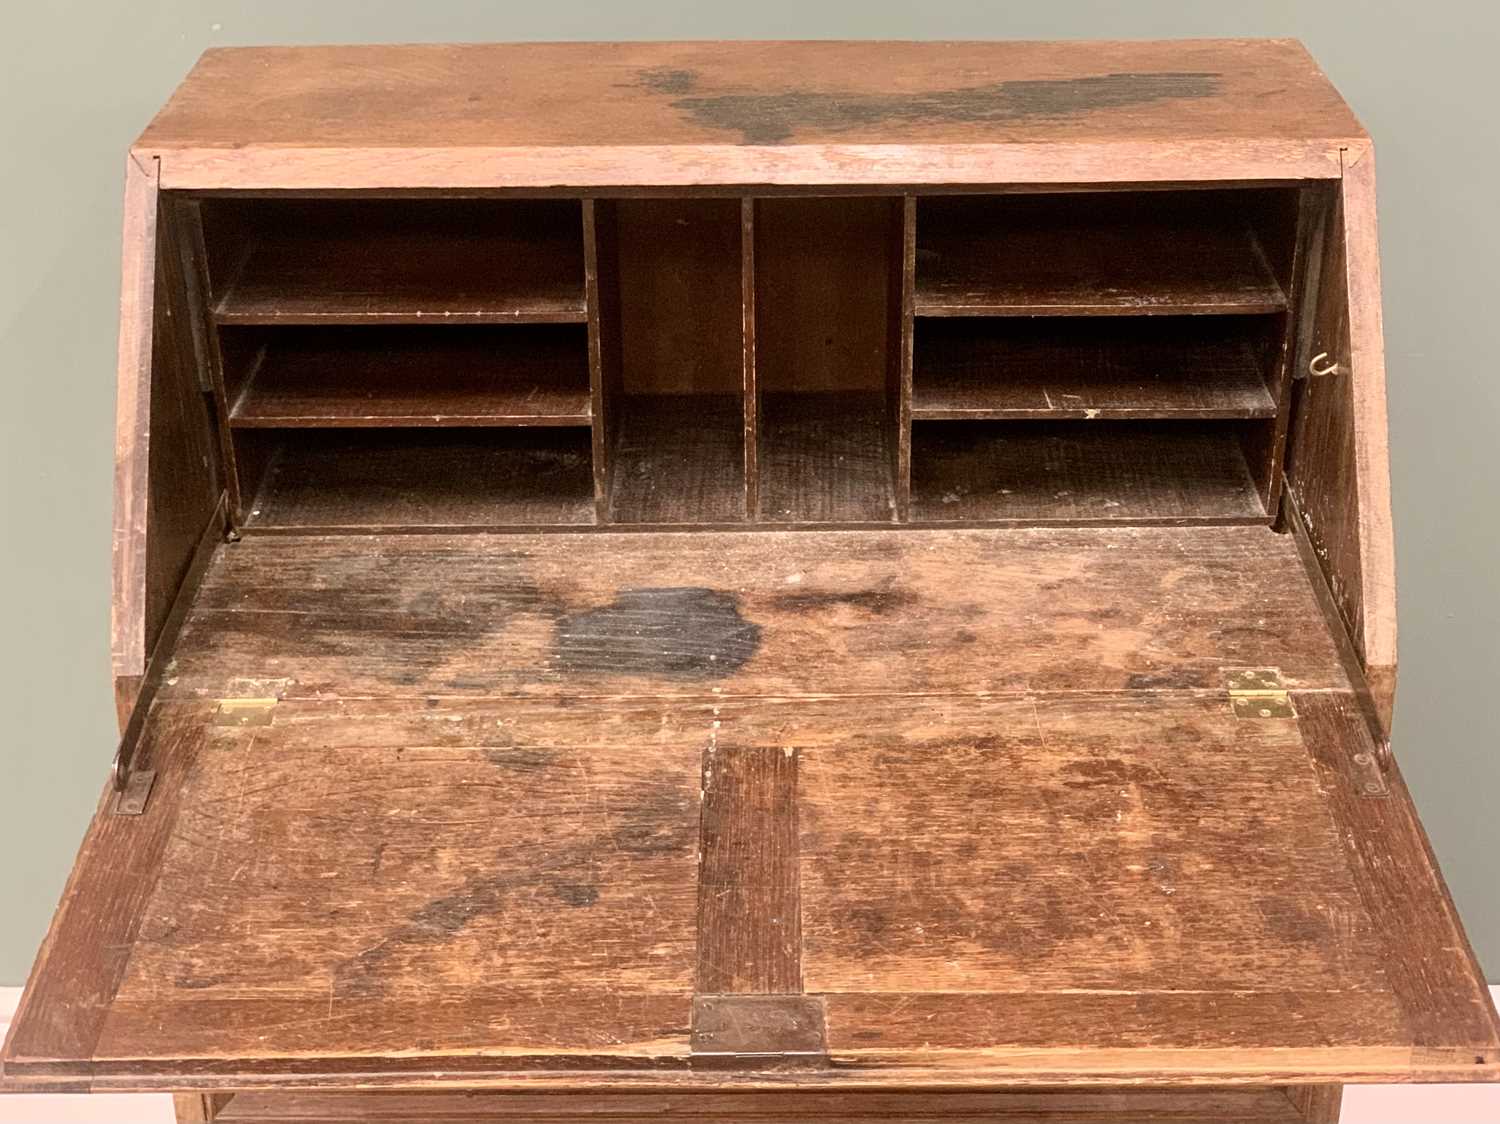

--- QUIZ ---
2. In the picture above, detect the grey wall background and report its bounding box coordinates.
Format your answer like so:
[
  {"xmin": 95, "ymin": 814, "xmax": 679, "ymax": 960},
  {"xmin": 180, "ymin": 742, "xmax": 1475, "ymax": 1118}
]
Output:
[{"xmin": 1, "ymin": 2, "xmax": 1495, "ymax": 984}]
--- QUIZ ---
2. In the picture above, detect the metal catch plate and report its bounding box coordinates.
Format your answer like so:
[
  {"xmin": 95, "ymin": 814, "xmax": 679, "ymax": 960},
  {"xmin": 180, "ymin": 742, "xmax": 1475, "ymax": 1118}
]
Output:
[
  {"xmin": 1226, "ymin": 668, "xmax": 1296, "ymax": 720},
  {"xmin": 1351, "ymin": 748, "xmax": 1390, "ymax": 798},
  {"xmin": 114, "ymin": 769, "xmax": 157, "ymax": 816},
  {"xmin": 213, "ymin": 698, "xmax": 277, "ymax": 727}
]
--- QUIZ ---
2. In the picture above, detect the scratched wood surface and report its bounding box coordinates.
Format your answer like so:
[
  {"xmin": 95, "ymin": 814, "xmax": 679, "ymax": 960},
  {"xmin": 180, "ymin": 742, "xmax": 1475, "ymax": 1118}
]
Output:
[
  {"xmin": 11, "ymin": 530, "xmax": 1494, "ymax": 1089},
  {"xmin": 914, "ymin": 193, "xmax": 1287, "ymax": 318},
  {"xmin": 212, "ymin": 1086, "xmax": 1318, "ymax": 1122},
  {"xmin": 94, "ymin": 700, "xmax": 702, "ymax": 1064},
  {"xmin": 7, "ymin": 688, "xmax": 1497, "ymax": 1088},
  {"xmin": 799, "ymin": 693, "xmax": 1386, "ymax": 996},
  {"xmin": 227, "ymin": 327, "xmax": 594, "ymax": 429},
  {"xmin": 157, "ymin": 526, "xmax": 1350, "ymax": 703},
  {"xmin": 210, "ymin": 199, "xmax": 586, "ymax": 326},
  {"xmin": 131, "ymin": 40, "xmax": 1365, "ymax": 189}
]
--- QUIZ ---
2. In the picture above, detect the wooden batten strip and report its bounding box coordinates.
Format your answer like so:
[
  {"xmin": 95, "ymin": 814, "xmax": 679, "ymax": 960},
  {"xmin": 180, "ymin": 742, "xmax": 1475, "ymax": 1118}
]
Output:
[
  {"xmin": 696, "ymin": 744, "xmax": 802, "ymax": 996},
  {"xmin": 175, "ymin": 198, "xmax": 244, "ymax": 524}
]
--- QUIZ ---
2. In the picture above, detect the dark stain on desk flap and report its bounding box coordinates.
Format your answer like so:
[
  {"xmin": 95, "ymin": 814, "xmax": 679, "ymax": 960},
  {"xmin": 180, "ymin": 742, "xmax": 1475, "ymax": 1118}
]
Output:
[{"xmin": 553, "ymin": 587, "xmax": 761, "ymax": 679}]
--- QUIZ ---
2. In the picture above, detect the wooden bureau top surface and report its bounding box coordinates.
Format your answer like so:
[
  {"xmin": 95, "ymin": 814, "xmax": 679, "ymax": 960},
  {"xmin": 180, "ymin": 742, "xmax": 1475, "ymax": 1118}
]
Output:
[{"xmin": 133, "ymin": 39, "xmax": 1368, "ymax": 188}]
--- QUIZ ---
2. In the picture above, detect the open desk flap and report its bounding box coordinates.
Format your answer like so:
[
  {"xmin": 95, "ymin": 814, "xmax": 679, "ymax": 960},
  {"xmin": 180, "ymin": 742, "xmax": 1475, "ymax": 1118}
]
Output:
[{"xmin": 4, "ymin": 527, "xmax": 1496, "ymax": 1092}]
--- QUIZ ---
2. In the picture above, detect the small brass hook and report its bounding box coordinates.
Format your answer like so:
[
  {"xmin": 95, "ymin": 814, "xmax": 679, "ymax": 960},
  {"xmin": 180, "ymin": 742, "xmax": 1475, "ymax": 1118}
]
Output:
[{"xmin": 1308, "ymin": 352, "xmax": 1340, "ymax": 378}]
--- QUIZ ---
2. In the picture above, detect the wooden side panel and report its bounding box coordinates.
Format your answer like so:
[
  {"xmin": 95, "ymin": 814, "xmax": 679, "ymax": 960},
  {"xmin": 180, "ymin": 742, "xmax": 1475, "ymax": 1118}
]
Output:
[
  {"xmin": 752, "ymin": 198, "xmax": 895, "ymax": 394},
  {"xmin": 112, "ymin": 159, "xmax": 225, "ymax": 714},
  {"xmin": 1286, "ymin": 144, "xmax": 1396, "ymax": 735},
  {"xmin": 111, "ymin": 156, "xmax": 161, "ymax": 682},
  {"xmin": 610, "ymin": 199, "xmax": 744, "ymax": 396},
  {"xmin": 143, "ymin": 199, "xmax": 224, "ymax": 662}
]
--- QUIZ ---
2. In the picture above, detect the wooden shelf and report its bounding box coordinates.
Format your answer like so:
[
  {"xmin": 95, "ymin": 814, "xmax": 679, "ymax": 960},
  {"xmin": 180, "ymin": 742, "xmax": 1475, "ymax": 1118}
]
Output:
[
  {"xmin": 608, "ymin": 395, "xmax": 746, "ymax": 524},
  {"xmin": 914, "ymin": 194, "xmax": 1287, "ymax": 317},
  {"xmin": 759, "ymin": 393, "xmax": 896, "ymax": 523},
  {"xmin": 241, "ymin": 429, "xmax": 595, "ymax": 529},
  {"xmin": 214, "ymin": 200, "xmax": 586, "ymax": 325},
  {"xmin": 912, "ymin": 320, "xmax": 1277, "ymax": 420},
  {"xmin": 911, "ymin": 422, "xmax": 1267, "ymax": 524},
  {"xmin": 228, "ymin": 327, "xmax": 592, "ymax": 428}
]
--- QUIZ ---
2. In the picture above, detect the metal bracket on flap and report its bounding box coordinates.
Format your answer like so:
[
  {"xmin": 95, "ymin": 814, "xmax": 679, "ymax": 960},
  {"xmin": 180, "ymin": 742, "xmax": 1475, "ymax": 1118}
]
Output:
[
  {"xmin": 1226, "ymin": 667, "xmax": 1296, "ymax": 719},
  {"xmin": 213, "ymin": 698, "xmax": 278, "ymax": 727}
]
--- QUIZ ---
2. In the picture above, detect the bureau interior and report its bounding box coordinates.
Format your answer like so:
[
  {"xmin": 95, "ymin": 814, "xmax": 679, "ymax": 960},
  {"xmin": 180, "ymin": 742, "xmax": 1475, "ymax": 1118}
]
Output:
[{"xmin": 191, "ymin": 186, "xmax": 1304, "ymax": 531}]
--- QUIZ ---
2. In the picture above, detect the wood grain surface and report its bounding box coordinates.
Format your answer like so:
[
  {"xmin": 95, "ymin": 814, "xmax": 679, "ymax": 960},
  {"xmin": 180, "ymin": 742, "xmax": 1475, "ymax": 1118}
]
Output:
[
  {"xmin": 5, "ymin": 525, "xmax": 1496, "ymax": 1088},
  {"xmin": 132, "ymin": 40, "xmax": 1363, "ymax": 188},
  {"xmin": 212, "ymin": 1085, "xmax": 1321, "ymax": 1122},
  {"xmin": 911, "ymin": 319, "xmax": 1277, "ymax": 421},
  {"xmin": 8, "ymin": 37, "xmax": 1463, "ymax": 1114},
  {"xmin": 211, "ymin": 200, "xmax": 586, "ymax": 326},
  {"xmin": 909, "ymin": 422, "xmax": 1266, "ymax": 524},
  {"xmin": 158, "ymin": 526, "xmax": 1349, "ymax": 702},
  {"xmin": 914, "ymin": 193, "xmax": 1288, "ymax": 318},
  {"xmin": 227, "ymin": 327, "xmax": 593, "ymax": 428},
  {"xmin": 111, "ymin": 155, "xmax": 160, "ymax": 680},
  {"xmin": 7, "ymin": 687, "xmax": 1496, "ymax": 1087},
  {"xmin": 1285, "ymin": 147, "xmax": 1397, "ymax": 736}
]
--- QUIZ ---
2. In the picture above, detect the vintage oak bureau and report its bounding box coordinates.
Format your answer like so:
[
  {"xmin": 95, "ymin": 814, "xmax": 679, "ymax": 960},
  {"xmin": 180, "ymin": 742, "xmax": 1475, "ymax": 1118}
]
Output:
[{"xmin": 2, "ymin": 38, "xmax": 1497, "ymax": 1124}]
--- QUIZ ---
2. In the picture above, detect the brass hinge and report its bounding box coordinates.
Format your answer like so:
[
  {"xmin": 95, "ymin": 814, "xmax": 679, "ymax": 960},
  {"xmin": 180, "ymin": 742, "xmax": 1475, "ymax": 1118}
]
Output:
[
  {"xmin": 213, "ymin": 697, "xmax": 278, "ymax": 727},
  {"xmin": 1226, "ymin": 668, "xmax": 1296, "ymax": 719}
]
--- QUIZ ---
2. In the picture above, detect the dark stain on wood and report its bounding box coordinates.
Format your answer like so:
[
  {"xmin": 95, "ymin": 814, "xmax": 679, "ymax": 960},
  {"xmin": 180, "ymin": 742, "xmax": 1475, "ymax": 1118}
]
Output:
[
  {"xmin": 554, "ymin": 587, "xmax": 761, "ymax": 679},
  {"xmin": 637, "ymin": 67, "xmax": 1222, "ymax": 144},
  {"xmin": 483, "ymin": 746, "xmax": 558, "ymax": 768},
  {"xmin": 553, "ymin": 883, "xmax": 601, "ymax": 907}
]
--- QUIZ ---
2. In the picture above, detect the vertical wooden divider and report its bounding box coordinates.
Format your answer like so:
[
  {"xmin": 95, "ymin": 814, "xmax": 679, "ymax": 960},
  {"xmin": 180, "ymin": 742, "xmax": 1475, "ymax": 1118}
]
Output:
[
  {"xmin": 741, "ymin": 197, "xmax": 759, "ymax": 522},
  {"xmin": 176, "ymin": 198, "xmax": 244, "ymax": 526},
  {"xmin": 1255, "ymin": 187, "xmax": 1321, "ymax": 517},
  {"xmin": 582, "ymin": 199, "xmax": 614, "ymax": 524},
  {"xmin": 894, "ymin": 195, "xmax": 916, "ymax": 521}
]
